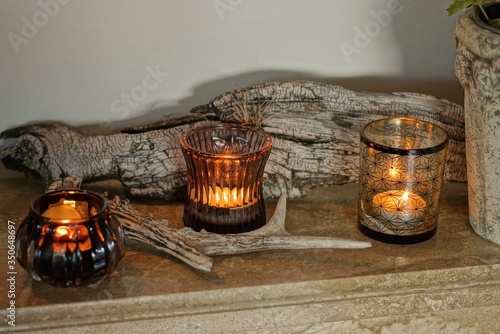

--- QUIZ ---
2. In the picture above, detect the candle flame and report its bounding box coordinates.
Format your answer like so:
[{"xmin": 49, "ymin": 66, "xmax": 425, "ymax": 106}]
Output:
[
  {"xmin": 373, "ymin": 190, "xmax": 426, "ymax": 214},
  {"xmin": 210, "ymin": 186, "xmax": 242, "ymax": 207},
  {"xmin": 52, "ymin": 225, "xmax": 92, "ymax": 252},
  {"xmin": 393, "ymin": 191, "xmax": 410, "ymax": 209},
  {"xmin": 55, "ymin": 226, "xmax": 71, "ymax": 238},
  {"xmin": 400, "ymin": 191, "xmax": 409, "ymax": 201}
]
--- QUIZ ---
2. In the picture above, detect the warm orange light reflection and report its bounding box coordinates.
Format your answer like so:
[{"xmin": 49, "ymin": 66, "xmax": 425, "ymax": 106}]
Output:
[
  {"xmin": 55, "ymin": 226, "xmax": 71, "ymax": 238},
  {"xmin": 51, "ymin": 225, "xmax": 92, "ymax": 252},
  {"xmin": 209, "ymin": 186, "xmax": 244, "ymax": 207},
  {"xmin": 41, "ymin": 199, "xmax": 89, "ymax": 220},
  {"xmin": 389, "ymin": 165, "xmax": 399, "ymax": 179},
  {"xmin": 373, "ymin": 190, "xmax": 426, "ymax": 214}
]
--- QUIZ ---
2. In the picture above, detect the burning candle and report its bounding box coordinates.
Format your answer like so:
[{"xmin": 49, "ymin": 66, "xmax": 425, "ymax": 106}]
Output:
[
  {"xmin": 15, "ymin": 189, "xmax": 126, "ymax": 287},
  {"xmin": 209, "ymin": 186, "xmax": 242, "ymax": 207},
  {"xmin": 181, "ymin": 124, "xmax": 272, "ymax": 233},
  {"xmin": 357, "ymin": 117, "xmax": 448, "ymax": 244},
  {"xmin": 371, "ymin": 190, "xmax": 426, "ymax": 222},
  {"xmin": 41, "ymin": 199, "xmax": 87, "ymax": 219}
]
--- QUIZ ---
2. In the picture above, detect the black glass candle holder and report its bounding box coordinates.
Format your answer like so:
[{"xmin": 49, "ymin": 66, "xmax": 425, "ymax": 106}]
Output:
[{"xmin": 16, "ymin": 189, "xmax": 126, "ymax": 287}]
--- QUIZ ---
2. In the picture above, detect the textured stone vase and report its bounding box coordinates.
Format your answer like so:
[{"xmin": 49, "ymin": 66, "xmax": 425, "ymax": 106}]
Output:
[{"xmin": 454, "ymin": 5, "xmax": 500, "ymax": 245}]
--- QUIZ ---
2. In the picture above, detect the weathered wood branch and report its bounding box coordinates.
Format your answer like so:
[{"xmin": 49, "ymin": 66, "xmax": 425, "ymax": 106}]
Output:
[{"xmin": 1, "ymin": 81, "xmax": 466, "ymax": 200}]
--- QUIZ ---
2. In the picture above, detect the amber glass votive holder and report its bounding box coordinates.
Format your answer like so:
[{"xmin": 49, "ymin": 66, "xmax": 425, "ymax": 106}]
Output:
[
  {"xmin": 180, "ymin": 123, "xmax": 272, "ymax": 234},
  {"xmin": 358, "ymin": 118, "xmax": 448, "ymax": 244},
  {"xmin": 16, "ymin": 189, "xmax": 126, "ymax": 287}
]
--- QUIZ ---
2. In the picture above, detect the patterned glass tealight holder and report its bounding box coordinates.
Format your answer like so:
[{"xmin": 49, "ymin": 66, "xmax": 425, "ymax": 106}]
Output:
[
  {"xmin": 180, "ymin": 123, "xmax": 272, "ymax": 234},
  {"xmin": 357, "ymin": 118, "xmax": 448, "ymax": 244}
]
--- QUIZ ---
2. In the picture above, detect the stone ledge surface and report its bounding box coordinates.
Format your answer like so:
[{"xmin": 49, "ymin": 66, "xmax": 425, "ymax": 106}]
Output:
[
  {"xmin": 0, "ymin": 178, "xmax": 499, "ymax": 333},
  {"xmin": 7, "ymin": 265, "xmax": 500, "ymax": 333}
]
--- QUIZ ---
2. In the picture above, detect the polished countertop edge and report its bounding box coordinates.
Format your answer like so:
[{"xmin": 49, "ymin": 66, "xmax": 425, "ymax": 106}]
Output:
[{"xmin": 5, "ymin": 264, "xmax": 500, "ymax": 332}]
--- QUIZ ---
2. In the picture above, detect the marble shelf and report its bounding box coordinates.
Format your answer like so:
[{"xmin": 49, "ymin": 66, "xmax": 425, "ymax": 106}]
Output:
[{"xmin": 1, "ymin": 178, "xmax": 499, "ymax": 333}]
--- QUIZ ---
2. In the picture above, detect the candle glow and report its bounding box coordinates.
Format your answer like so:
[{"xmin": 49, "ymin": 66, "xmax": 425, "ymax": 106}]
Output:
[
  {"xmin": 181, "ymin": 123, "xmax": 272, "ymax": 233},
  {"xmin": 358, "ymin": 117, "xmax": 448, "ymax": 242},
  {"xmin": 209, "ymin": 186, "xmax": 246, "ymax": 208},
  {"xmin": 41, "ymin": 199, "xmax": 88, "ymax": 219},
  {"xmin": 371, "ymin": 190, "xmax": 426, "ymax": 222},
  {"xmin": 388, "ymin": 165, "xmax": 399, "ymax": 179}
]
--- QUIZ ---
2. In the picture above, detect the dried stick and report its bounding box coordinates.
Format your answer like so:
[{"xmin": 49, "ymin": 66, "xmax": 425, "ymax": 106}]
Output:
[
  {"xmin": 177, "ymin": 194, "xmax": 372, "ymax": 255},
  {"xmin": 108, "ymin": 193, "xmax": 370, "ymax": 272},
  {"xmin": 46, "ymin": 176, "xmax": 371, "ymax": 272},
  {"xmin": 108, "ymin": 197, "xmax": 214, "ymax": 272}
]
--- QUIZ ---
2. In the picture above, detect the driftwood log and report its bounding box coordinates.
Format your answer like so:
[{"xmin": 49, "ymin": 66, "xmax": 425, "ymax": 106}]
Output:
[
  {"xmin": 48, "ymin": 176, "xmax": 372, "ymax": 272},
  {"xmin": 1, "ymin": 81, "xmax": 466, "ymax": 200}
]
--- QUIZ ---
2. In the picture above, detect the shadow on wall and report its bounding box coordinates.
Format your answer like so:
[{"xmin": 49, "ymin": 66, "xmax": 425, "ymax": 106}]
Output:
[
  {"xmin": 0, "ymin": 70, "xmax": 463, "ymax": 178},
  {"xmin": 391, "ymin": 0, "xmax": 459, "ymax": 86},
  {"xmin": 75, "ymin": 70, "xmax": 464, "ymax": 136}
]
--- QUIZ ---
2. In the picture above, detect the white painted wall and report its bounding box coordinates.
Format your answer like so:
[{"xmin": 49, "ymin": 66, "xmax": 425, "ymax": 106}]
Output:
[{"xmin": 0, "ymin": 0, "xmax": 462, "ymax": 177}]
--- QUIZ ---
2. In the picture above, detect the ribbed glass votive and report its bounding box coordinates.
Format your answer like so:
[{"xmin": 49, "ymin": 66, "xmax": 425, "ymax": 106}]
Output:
[{"xmin": 180, "ymin": 123, "xmax": 272, "ymax": 234}]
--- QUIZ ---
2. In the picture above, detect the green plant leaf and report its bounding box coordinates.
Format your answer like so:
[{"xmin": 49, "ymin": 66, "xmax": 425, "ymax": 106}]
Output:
[
  {"xmin": 447, "ymin": 0, "xmax": 477, "ymax": 16},
  {"xmin": 488, "ymin": 18, "xmax": 500, "ymax": 29}
]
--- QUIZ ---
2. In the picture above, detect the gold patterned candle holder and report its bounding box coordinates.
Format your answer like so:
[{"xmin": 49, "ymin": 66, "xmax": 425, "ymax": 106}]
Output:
[{"xmin": 357, "ymin": 118, "xmax": 448, "ymax": 244}]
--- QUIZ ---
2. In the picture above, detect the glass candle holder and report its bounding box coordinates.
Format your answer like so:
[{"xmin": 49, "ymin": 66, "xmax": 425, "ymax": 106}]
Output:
[
  {"xmin": 16, "ymin": 189, "xmax": 126, "ymax": 287},
  {"xmin": 180, "ymin": 123, "xmax": 272, "ymax": 234},
  {"xmin": 357, "ymin": 118, "xmax": 448, "ymax": 244}
]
